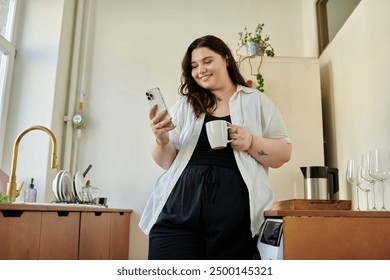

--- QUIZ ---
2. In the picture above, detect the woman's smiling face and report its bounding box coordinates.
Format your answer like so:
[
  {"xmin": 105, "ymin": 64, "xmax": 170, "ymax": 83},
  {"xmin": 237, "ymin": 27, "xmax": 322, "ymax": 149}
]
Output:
[{"xmin": 191, "ymin": 47, "xmax": 230, "ymax": 92}]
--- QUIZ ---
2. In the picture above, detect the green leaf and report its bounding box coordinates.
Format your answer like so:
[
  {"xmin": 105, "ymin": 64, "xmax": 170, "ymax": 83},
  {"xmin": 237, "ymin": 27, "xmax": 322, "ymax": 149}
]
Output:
[
  {"xmin": 0, "ymin": 192, "xmax": 12, "ymax": 203},
  {"xmin": 256, "ymin": 73, "xmax": 265, "ymax": 93}
]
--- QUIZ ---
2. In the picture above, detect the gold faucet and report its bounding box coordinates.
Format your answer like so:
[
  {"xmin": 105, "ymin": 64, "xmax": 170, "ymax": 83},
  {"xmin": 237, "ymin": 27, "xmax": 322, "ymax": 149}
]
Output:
[{"xmin": 6, "ymin": 125, "xmax": 60, "ymax": 201}]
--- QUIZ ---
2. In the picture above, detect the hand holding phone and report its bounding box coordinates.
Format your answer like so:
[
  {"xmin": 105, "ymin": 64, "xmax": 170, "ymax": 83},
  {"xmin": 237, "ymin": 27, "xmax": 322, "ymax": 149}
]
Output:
[
  {"xmin": 145, "ymin": 87, "xmax": 171, "ymax": 121},
  {"xmin": 145, "ymin": 88, "xmax": 175, "ymax": 148}
]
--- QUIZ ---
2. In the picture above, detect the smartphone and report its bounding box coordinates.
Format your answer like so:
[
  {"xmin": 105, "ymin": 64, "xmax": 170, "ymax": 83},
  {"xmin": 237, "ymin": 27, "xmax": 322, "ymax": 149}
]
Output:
[{"xmin": 145, "ymin": 87, "xmax": 171, "ymax": 120}]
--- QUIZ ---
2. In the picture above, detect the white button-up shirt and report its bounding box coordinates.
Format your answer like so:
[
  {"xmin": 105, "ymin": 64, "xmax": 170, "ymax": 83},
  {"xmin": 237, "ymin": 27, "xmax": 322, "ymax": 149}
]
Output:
[{"xmin": 139, "ymin": 85, "xmax": 290, "ymax": 236}]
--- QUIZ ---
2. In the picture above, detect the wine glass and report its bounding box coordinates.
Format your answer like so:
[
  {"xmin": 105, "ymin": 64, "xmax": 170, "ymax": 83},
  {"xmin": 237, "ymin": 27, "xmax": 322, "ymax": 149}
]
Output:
[
  {"xmin": 369, "ymin": 149, "xmax": 390, "ymax": 210},
  {"xmin": 346, "ymin": 159, "xmax": 361, "ymax": 210},
  {"xmin": 361, "ymin": 153, "xmax": 377, "ymax": 210},
  {"xmin": 355, "ymin": 165, "xmax": 372, "ymax": 210}
]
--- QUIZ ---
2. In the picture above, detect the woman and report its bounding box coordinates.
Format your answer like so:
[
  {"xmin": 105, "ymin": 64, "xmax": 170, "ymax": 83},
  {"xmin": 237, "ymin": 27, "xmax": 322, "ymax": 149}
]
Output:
[{"xmin": 139, "ymin": 35, "xmax": 292, "ymax": 259}]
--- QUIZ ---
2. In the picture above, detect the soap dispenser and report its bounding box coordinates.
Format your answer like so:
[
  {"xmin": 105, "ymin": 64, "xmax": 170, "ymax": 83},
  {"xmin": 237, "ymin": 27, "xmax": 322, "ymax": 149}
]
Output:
[{"xmin": 24, "ymin": 178, "xmax": 37, "ymax": 203}]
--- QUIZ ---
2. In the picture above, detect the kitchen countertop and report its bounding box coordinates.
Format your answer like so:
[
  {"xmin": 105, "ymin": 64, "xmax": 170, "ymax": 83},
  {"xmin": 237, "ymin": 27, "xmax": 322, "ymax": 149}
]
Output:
[
  {"xmin": 0, "ymin": 202, "xmax": 132, "ymax": 213},
  {"xmin": 265, "ymin": 209, "xmax": 390, "ymax": 218},
  {"xmin": 265, "ymin": 199, "xmax": 390, "ymax": 217}
]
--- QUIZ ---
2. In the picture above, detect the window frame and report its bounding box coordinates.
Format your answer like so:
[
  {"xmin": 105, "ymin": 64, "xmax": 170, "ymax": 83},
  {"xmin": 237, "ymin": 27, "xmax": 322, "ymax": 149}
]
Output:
[
  {"xmin": 0, "ymin": 0, "xmax": 18, "ymax": 165},
  {"xmin": 316, "ymin": 0, "xmax": 361, "ymax": 54},
  {"xmin": 316, "ymin": 0, "xmax": 329, "ymax": 55}
]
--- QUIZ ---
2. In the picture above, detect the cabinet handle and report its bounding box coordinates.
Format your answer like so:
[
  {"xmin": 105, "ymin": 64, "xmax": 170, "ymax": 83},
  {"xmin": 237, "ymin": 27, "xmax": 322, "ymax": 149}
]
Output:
[
  {"xmin": 1, "ymin": 210, "xmax": 23, "ymax": 218},
  {"xmin": 57, "ymin": 211, "xmax": 70, "ymax": 217}
]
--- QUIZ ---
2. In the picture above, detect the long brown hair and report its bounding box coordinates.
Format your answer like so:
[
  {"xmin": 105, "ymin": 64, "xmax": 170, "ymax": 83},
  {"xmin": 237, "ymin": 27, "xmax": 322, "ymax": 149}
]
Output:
[{"xmin": 179, "ymin": 35, "xmax": 248, "ymax": 118}]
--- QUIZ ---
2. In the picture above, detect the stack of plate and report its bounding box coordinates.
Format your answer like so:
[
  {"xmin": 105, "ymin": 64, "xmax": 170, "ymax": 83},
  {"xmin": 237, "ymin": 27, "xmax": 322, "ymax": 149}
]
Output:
[
  {"xmin": 52, "ymin": 170, "xmax": 86, "ymax": 202},
  {"xmin": 73, "ymin": 171, "xmax": 86, "ymax": 201}
]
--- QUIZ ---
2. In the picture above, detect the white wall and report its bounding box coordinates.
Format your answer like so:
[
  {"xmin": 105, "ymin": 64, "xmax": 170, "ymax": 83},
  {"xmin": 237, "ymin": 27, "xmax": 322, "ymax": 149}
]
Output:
[
  {"xmin": 1, "ymin": 0, "xmax": 317, "ymax": 260},
  {"xmin": 319, "ymin": 0, "xmax": 390, "ymax": 208}
]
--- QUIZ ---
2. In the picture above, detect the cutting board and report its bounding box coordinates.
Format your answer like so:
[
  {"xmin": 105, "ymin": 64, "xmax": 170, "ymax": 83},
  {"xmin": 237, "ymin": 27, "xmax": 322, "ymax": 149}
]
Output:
[{"xmin": 272, "ymin": 199, "xmax": 351, "ymax": 210}]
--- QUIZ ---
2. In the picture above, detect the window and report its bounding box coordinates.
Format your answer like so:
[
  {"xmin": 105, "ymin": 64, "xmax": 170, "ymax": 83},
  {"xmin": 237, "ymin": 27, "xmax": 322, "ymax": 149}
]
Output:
[
  {"xmin": 316, "ymin": 0, "xmax": 361, "ymax": 54},
  {"xmin": 0, "ymin": 0, "xmax": 17, "ymax": 163}
]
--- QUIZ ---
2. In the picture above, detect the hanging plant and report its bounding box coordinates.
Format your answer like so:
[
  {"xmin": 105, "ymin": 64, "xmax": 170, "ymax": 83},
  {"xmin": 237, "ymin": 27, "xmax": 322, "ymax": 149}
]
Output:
[
  {"xmin": 236, "ymin": 23, "xmax": 275, "ymax": 93},
  {"xmin": 237, "ymin": 24, "xmax": 275, "ymax": 57}
]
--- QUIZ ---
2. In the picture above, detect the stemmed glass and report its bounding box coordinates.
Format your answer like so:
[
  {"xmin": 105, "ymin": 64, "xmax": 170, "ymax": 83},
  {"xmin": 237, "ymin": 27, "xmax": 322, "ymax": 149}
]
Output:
[
  {"xmin": 347, "ymin": 159, "xmax": 361, "ymax": 210},
  {"xmin": 356, "ymin": 165, "xmax": 371, "ymax": 210},
  {"xmin": 361, "ymin": 153, "xmax": 377, "ymax": 210},
  {"xmin": 369, "ymin": 149, "xmax": 390, "ymax": 210}
]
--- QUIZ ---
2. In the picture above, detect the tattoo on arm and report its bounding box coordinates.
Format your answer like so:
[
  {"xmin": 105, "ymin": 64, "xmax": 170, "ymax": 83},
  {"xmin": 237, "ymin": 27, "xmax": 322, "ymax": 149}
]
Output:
[{"xmin": 257, "ymin": 150, "xmax": 268, "ymax": 156}]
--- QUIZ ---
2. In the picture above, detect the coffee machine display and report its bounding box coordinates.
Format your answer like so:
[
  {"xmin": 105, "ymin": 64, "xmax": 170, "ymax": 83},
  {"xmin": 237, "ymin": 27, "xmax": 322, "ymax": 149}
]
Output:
[{"xmin": 300, "ymin": 166, "xmax": 339, "ymax": 200}]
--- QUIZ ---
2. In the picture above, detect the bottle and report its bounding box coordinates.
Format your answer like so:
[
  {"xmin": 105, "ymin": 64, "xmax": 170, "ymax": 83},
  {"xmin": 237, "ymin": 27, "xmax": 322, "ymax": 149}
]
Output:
[{"xmin": 24, "ymin": 178, "xmax": 37, "ymax": 203}]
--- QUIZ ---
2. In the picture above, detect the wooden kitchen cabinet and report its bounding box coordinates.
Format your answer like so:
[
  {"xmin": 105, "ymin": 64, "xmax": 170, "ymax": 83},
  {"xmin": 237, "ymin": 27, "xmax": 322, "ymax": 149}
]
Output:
[
  {"xmin": 0, "ymin": 204, "xmax": 132, "ymax": 260},
  {"xmin": 265, "ymin": 209, "xmax": 390, "ymax": 260}
]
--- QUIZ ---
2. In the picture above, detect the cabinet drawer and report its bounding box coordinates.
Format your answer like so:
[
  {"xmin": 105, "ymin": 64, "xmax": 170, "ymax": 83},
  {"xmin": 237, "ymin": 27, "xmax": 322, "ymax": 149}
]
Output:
[
  {"xmin": 39, "ymin": 211, "xmax": 80, "ymax": 259},
  {"xmin": 109, "ymin": 212, "xmax": 130, "ymax": 260},
  {"xmin": 0, "ymin": 210, "xmax": 41, "ymax": 259},
  {"xmin": 79, "ymin": 211, "xmax": 111, "ymax": 259}
]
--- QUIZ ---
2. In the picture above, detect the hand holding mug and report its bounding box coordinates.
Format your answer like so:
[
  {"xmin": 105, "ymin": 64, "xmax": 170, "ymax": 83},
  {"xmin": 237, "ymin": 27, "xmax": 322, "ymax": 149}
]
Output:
[{"xmin": 228, "ymin": 123, "xmax": 253, "ymax": 152}]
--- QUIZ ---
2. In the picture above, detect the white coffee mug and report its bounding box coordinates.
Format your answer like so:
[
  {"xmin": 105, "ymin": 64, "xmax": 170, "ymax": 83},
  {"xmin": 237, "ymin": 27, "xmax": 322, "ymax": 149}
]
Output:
[{"xmin": 206, "ymin": 120, "xmax": 232, "ymax": 150}]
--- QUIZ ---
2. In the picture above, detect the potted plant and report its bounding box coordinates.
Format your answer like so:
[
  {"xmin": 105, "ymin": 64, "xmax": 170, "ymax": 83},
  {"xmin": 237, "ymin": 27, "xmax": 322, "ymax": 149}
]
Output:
[
  {"xmin": 238, "ymin": 23, "xmax": 275, "ymax": 57},
  {"xmin": 236, "ymin": 23, "xmax": 275, "ymax": 92}
]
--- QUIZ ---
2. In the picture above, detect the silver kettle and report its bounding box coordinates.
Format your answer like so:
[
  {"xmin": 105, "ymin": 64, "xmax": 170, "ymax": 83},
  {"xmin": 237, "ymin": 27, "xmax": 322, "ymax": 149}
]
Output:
[{"xmin": 300, "ymin": 166, "xmax": 339, "ymax": 200}]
